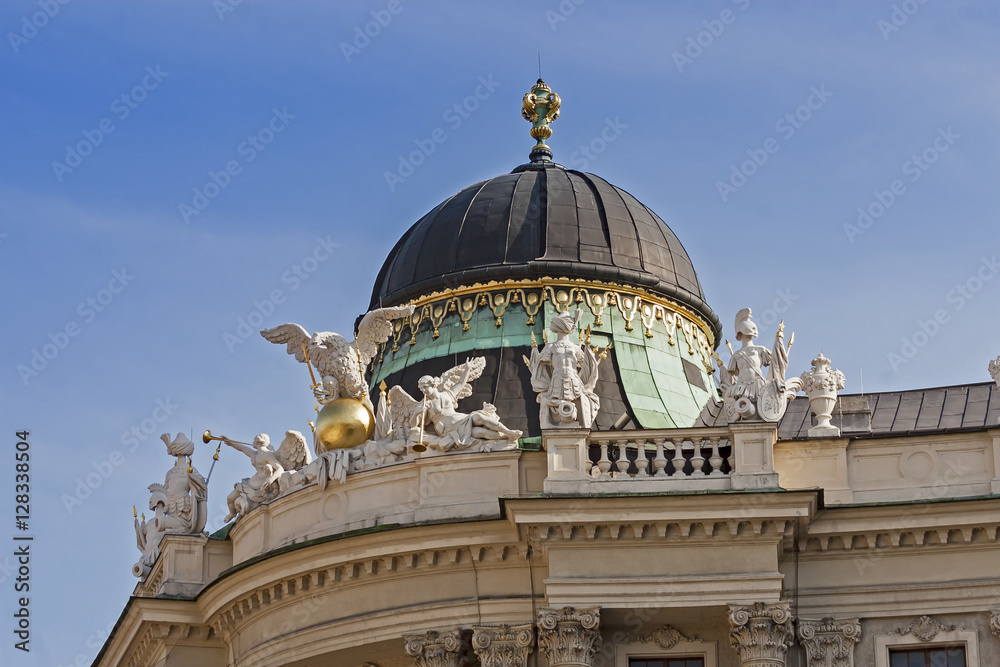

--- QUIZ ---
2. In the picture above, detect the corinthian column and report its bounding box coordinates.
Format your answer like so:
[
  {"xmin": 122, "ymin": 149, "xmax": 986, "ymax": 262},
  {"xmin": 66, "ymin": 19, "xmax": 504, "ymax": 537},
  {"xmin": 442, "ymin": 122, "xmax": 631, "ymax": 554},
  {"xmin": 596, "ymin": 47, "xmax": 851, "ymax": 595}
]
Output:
[
  {"xmin": 537, "ymin": 607, "xmax": 601, "ymax": 667},
  {"xmin": 472, "ymin": 624, "xmax": 534, "ymax": 667},
  {"xmin": 728, "ymin": 602, "xmax": 794, "ymax": 667},
  {"xmin": 799, "ymin": 618, "xmax": 860, "ymax": 667},
  {"xmin": 404, "ymin": 629, "xmax": 466, "ymax": 667}
]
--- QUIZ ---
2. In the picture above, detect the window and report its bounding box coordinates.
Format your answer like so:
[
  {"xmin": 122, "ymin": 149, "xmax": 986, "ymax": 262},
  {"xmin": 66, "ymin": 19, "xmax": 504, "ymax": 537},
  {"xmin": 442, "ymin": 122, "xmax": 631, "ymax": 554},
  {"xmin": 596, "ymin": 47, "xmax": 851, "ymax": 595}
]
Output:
[
  {"xmin": 889, "ymin": 646, "xmax": 966, "ymax": 667},
  {"xmin": 629, "ymin": 659, "xmax": 705, "ymax": 667}
]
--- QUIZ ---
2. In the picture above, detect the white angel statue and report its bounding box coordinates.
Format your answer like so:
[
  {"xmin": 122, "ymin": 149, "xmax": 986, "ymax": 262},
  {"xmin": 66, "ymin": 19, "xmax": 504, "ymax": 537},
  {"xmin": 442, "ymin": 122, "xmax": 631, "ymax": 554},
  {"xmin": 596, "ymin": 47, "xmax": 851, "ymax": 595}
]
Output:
[
  {"xmin": 260, "ymin": 305, "xmax": 415, "ymax": 410},
  {"xmin": 223, "ymin": 430, "xmax": 312, "ymax": 522},
  {"xmin": 390, "ymin": 357, "xmax": 523, "ymax": 453}
]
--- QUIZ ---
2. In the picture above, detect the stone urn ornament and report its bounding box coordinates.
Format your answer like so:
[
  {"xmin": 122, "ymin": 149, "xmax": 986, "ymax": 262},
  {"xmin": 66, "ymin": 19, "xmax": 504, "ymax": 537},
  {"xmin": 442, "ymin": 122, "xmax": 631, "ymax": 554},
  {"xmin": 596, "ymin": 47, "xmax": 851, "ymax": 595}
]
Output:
[{"xmin": 800, "ymin": 353, "xmax": 846, "ymax": 437}]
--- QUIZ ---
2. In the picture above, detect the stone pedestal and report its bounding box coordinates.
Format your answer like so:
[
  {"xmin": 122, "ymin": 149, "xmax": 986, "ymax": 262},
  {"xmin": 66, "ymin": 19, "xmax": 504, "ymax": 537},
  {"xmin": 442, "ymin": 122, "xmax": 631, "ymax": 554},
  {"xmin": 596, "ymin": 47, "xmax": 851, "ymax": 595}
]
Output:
[
  {"xmin": 472, "ymin": 624, "xmax": 534, "ymax": 667},
  {"xmin": 537, "ymin": 607, "xmax": 601, "ymax": 667},
  {"xmin": 729, "ymin": 423, "xmax": 781, "ymax": 490},
  {"xmin": 728, "ymin": 601, "xmax": 794, "ymax": 667},
  {"xmin": 799, "ymin": 618, "xmax": 860, "ymax": 667}
]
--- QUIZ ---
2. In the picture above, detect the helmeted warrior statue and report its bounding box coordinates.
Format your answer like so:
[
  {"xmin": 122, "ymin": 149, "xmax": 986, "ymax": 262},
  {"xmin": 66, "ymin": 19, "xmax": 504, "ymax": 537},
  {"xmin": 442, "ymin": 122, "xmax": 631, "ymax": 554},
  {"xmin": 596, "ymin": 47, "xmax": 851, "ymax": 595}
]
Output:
[
  {"xmin": 132, "ymin": 433, "xmax": 208, "ymax": 578},
  {"xmin": 527, "ymin": 309, "xmax": 603, "ymax": 429},
  {"xmin": 719, "ymin": 308, "xmax": 800, "ymax": 423}
]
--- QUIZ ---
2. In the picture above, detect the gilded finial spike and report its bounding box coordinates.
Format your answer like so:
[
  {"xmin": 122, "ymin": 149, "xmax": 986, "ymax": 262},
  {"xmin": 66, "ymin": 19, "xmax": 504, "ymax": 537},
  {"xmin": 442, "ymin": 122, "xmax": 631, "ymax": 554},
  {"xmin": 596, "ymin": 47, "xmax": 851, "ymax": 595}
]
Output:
[
  {"xmin": 133, "ymin": 505, "xmax": 137, "ymax": 519},
  {"xmin": 522, "ymin": 78, "xmax": 561, "ymax": 162},
  {"xmin": 379, "ymin": 379, "xmax": 388, "ymax": 395},
  {"xmin": 530, "ymin": 330, "xmax": 538, "ymax": 348}
]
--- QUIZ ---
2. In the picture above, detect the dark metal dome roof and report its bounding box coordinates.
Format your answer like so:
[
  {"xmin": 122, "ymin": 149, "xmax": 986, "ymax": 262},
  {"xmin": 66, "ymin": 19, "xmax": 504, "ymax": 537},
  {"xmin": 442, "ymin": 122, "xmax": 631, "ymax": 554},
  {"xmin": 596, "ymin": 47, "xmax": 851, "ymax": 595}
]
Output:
[{"xmin": 370, "ymin": 161, "xmax": 721, "ymax": 341}]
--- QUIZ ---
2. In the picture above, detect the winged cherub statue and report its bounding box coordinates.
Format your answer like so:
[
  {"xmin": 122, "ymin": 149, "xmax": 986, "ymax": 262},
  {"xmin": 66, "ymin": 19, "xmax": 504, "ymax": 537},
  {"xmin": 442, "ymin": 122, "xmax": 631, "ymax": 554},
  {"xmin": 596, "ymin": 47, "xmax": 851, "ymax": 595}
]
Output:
[
  {"xmin": 389, "ymin": 357, "xmax": 523, "ymax": 453},
  {"xmin": 223, "ymin": 430, "xmax": 312, "ymax": 522},
  {"xmin": 260, "ymin": 305, "xmax": 415, "ymax": 410}
]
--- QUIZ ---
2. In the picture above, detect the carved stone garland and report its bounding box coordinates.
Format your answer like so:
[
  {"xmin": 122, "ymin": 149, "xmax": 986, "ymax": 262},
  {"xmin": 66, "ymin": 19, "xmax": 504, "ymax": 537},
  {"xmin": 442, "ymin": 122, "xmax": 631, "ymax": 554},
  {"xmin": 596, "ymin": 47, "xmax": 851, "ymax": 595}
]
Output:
[
  {"xmin": 990, "ymin": 610, "xmax": 1000, "ymax": 638},
  {"xmin": 472, "ymin": 624, "xmax": 535, "ymax": 667},
  {"xmin": 537, "ymin": 607, "xmax": 602, "ymax": 667},
  {"xmin": 728, "ymin": 601, "xmax": 795, "ymax": 667},
  {"xmin": 799, "ymin": 618, "xmax": 861, "ymax": 667}
]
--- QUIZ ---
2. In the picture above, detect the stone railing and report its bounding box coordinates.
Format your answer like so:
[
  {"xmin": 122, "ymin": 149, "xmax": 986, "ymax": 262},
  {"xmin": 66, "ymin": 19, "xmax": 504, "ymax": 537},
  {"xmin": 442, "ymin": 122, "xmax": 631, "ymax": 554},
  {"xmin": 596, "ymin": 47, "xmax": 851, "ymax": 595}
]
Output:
[
  {"xmin": 587, "ymin": 430, "xmax": 732, "ymax": 480},
  {"xmin": 544, "ymin": 422, "xmax": 781, "ymax": 494}
]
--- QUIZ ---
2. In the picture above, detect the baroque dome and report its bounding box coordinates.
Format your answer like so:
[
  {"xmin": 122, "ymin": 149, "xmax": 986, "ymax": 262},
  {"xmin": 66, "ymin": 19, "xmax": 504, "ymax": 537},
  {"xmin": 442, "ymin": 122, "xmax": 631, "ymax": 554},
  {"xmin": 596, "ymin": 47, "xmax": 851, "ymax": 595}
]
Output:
[{"xmin": 370, "ymin": 161, "xmax": 722, "ymax": 342}]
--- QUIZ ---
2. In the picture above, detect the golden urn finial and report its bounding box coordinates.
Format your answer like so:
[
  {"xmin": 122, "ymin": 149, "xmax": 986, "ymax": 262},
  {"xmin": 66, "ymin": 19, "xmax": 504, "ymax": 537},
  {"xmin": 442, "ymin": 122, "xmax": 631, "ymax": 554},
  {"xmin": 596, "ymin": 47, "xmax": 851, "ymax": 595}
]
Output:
[{"xmin": 522, "ymin": 78, "xmax": 561, "ymax": 161}]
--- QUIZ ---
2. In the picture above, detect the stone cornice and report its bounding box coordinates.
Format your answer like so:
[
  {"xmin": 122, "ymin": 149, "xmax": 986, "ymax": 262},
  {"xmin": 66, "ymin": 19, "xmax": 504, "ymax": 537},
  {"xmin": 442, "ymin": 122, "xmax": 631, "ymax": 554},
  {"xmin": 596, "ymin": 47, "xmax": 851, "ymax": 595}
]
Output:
[{"xmin": 207, "ymin": 542, "xmax": 528, "ymax": 638}]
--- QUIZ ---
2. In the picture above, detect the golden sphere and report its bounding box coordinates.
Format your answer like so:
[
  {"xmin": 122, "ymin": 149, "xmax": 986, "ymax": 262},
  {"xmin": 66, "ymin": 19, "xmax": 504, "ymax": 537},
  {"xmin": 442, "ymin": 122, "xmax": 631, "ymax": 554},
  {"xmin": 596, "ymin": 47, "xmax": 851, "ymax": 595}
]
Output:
[{"xmin": 315, "ymin": 398, "xmax": 375, "ymax": 451}]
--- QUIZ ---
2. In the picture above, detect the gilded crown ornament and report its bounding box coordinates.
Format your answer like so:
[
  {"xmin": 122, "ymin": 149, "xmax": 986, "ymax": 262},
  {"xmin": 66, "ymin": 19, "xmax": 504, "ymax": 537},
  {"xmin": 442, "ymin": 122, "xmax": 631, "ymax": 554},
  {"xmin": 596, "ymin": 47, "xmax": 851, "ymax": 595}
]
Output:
[{"xmin": 522, "ymin": 78, "xmax": 561, "ymax": 161}]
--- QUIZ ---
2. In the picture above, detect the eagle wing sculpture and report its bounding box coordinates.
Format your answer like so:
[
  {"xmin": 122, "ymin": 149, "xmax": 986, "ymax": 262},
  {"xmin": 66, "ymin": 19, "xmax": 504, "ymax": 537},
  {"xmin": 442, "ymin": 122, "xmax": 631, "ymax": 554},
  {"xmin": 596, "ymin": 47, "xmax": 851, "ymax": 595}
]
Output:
[{"xmin": 354, "ymin": 305, "xmax": 416, "ymax": 367}]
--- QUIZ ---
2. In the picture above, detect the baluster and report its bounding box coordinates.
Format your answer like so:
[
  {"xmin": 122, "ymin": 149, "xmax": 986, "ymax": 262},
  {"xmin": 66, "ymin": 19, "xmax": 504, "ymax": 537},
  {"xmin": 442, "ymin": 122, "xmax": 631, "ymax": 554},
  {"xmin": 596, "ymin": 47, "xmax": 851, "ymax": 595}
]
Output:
[
  {"xmin": 596, "ymin": 440, "xmax": 612, "ymax": 479},
  {"xmin": 708, "ymin": 437, "xmax": 724, "ymax": 476},
  {"xmin": 615, "ymin": 439, "xmax": 631, "ymax": 478},
  {"xmin": 652, "ymin": 438, "xmax": 668, "ymax": 477},
  {"xmin": 634, "ymin": 439, "xmax": 649, "ymax": 477},
  {"xmin": 726, "ymin": 438, "xmax": 734, "ymax": 473},
  {"xmin": 690, "ymin": 438, "xmax": 706, "ymax": 477},
  {"xmin": 671, "ymin": 438, "xmax": 686, "ymax": 477}
]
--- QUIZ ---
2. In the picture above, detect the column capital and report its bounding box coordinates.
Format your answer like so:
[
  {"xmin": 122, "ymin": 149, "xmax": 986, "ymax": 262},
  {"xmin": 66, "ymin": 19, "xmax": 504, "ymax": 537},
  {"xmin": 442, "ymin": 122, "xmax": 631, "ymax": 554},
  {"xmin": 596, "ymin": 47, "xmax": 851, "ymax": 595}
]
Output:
[
  {"xmin": 472, "ymin": 624, "xmax": 534, "ymax": 667},
  {"xmin": 799, "ymin": 617, "xmax": 861, "ymax": 667},
  {"xmin": 728, "ymin": 601, "xmax": 794, "ymax": 667},
  {"xmin": 537, "ymin": 606, "xmax": 601, "ymax": 667},
  {"xmin": 404, "ymin": 629, "xmax": 467, "ymax": 667}
]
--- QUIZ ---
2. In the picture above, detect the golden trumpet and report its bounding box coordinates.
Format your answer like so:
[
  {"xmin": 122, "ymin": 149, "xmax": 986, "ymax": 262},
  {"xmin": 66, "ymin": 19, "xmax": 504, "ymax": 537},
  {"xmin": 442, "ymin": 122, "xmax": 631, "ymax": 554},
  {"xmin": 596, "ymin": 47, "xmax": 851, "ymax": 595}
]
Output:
[{"xmin": 202, "ymin": 430, "xmax": 252, "ymax": 447}]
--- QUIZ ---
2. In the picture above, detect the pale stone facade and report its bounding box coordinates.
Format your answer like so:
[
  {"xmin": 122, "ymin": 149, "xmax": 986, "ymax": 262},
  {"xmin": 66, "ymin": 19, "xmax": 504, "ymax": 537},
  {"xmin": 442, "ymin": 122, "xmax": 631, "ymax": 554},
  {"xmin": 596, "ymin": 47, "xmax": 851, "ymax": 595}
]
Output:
[{"xmin": 96, "ymin": 416, "xmax": 1000, "ymax": 667}]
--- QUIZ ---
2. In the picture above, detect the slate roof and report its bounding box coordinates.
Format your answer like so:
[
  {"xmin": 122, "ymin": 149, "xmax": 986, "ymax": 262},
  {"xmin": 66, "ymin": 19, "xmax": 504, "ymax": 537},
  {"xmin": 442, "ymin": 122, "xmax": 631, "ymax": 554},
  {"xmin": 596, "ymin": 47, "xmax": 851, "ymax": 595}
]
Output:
[
  {"xmin": 777, "ymin": 381, "xmax": 1000, "ymax": 440},
  {"xmin": 369, "ymin": 161, "xmax": 722, "ymax": 342}
]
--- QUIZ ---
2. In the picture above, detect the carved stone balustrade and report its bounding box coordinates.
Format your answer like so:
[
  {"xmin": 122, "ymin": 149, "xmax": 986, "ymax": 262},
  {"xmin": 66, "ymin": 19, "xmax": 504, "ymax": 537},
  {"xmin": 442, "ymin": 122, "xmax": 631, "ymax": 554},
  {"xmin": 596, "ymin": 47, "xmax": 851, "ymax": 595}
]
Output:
[{"xmin": 544, "ymin": 422, "xmax": 781, "ymax": 494}]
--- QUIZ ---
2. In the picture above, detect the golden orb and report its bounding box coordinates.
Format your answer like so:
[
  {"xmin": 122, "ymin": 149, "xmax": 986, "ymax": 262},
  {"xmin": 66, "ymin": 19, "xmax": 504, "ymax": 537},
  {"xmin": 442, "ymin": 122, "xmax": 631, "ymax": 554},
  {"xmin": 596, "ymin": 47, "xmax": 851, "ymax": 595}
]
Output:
[{"xmin": 314, "ymin": 398, "xmax": 375, "ymax": 451}]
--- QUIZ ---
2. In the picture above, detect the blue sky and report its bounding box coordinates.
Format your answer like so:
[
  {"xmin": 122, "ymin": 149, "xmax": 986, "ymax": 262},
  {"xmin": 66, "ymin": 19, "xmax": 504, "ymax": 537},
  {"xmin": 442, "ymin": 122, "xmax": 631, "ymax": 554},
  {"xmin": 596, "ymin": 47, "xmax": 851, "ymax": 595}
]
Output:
[{"xmin": 2, "ymin": 2, "xmax": 999, "ymax": 665}]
